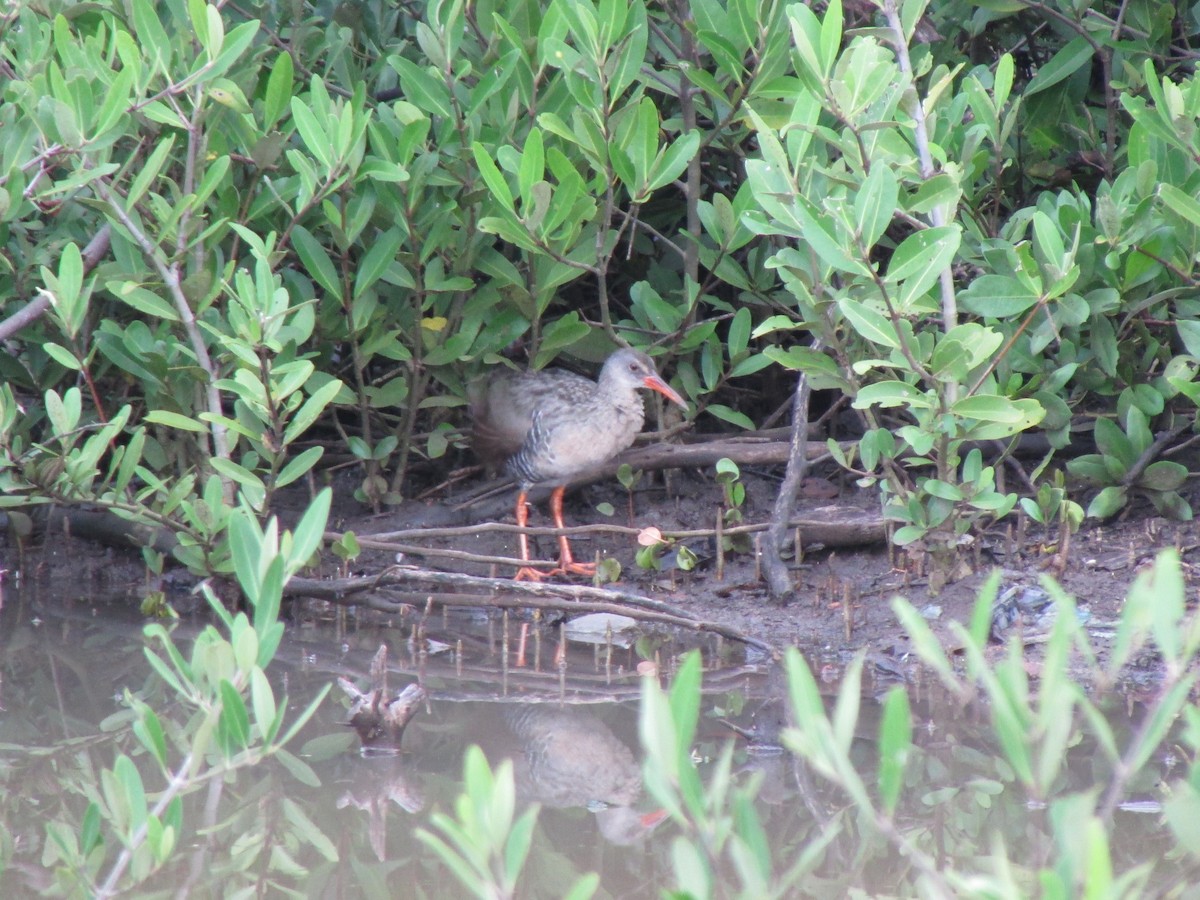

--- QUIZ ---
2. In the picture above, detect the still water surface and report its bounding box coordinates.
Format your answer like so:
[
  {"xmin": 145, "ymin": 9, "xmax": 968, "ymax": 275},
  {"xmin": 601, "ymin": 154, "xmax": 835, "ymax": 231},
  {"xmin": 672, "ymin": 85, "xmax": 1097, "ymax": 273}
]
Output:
[{"xmin": 0, "ymin": 576, "xmax": 1188, "ymax": 897}]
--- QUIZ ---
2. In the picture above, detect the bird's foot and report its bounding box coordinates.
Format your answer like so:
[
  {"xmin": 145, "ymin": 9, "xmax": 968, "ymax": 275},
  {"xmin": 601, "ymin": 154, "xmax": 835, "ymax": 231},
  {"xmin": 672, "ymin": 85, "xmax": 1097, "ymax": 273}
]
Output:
[
  {"xmin": 547, "ymin": 560, "xmax": 596, "ymax": 578},
  {"xmin": 513, "ymin": 565, "xmax": 555, "ymax": 582},
  {"xmin": 512, "ymin": 561, "xmax": 596, "ymax": 581}
]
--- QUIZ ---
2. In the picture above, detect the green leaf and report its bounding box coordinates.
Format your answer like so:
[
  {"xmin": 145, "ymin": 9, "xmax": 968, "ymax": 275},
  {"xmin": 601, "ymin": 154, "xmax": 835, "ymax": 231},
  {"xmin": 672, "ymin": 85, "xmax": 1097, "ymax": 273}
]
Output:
[
  {"xmin": 518, "ymin": 128, "xmax": 545, "ymax": 211},
  {"xmin": 144, "ymin": 410, "xmax": 208, "ymax": 433},
  {"xmin": 505, "ymin": 806, "xmax": 539, "ymax": 885},
  {"xmin": 275, "ymin": 446, "xmax": 324, "ymax": 489},
  {"xmin": 536, "ymin": 313, "xmax": 591, "ymax": 357},
  {"xmin": 952, "ymin": 394, "xmax": 1036, "ymax": 424},
  {"xmin": 353, "ymin": 228, "xmax": 404, "ymax": 298},
  {"xmin": 114, "ymin": 754, "xmax": 148, "ymax": 833},
  {"xmin": 706, "ymin": 404, "xmax": 755, "ymax": 430},
  {"xmin": 645, "ymin": 130, "xmax": 701, "ymax": 196},
  {"xmin": 56, "ymin": 241, "xmax": 83, "ymax": 312},
  {"xmin": 275, "ymin": 747, "xmax": 322, "ymax": 787},
  {"xmin": 839, "ymin": 299, "xmax": 899, "ymax": 349},
  {"xmin": 206, "ymin": 20, "xmax": 259, "ymax": 81},
  {"xmin": 291, "ymin": 225, "xmax": 340, "ymax": 297},
  {"xmin": 1024, "ymin": 37, "xmax": 1094, "ymax": 97},
  {"xmin": 630, "ymin": 283, "xmax": 685, "ymax": 333},
  {"xmin": 282, "ymin": 379, "xmax": 344, "ymax": 445},
  {"xmin": 608, "ymin": 3, "xmax": 646, "ymax": 99},
  {"xmin": 1093, "ymin": 416, "xmax": 1135, "ymax": 470},
  {"xmin": 250, "ymin": 667, "xmax": 278, "ymax": 742},
  {"xmin": 728, "ymin": 307, "xmax": 752, "ymax": 359},
  {"xmin": 283, "ymin": 797, "xmax": 339, "ymax": 862},
  {"xmin": 131, "ymin": 0, "xmax": 171, "ymax": 72},
  {"xmin": 959, "ymin": 274, "xmax": 1040, "ymax": 318},
  {"xmin": 1139, "ymin": 460, "xmax": 1188, "ymax": 492},
  {"xmin": 885, "ymin": 225, "xmax": 960, "ymax": 309},
  {"xmin": 209, "ymin": 457, "xmax": 267, "ymax": 495},
  {"xmin": 42, "ymin": 342, "xmax": 80, "ymax": 370},
  {"xmin": 219, "ymin": 679, "xmax": 250, "ymax": 751},
  {"xmin": 1031, "ymin": 210, "xmax": 1066, "ymax": 266},
  {"xmin": 290, "ymin": 97, "xmax": 330, "ymax": 168},
  {"xmin": 107, "ymin": 281, "xmax": 181, "ymax": 321},
  {"xmin": 93, "ymin": 66, "xmax": 134, "ymax": 139},
  {"xmin": 1160, "ymin": 184, "xmax": 1200, "ymax": 229},
  {"xmin": 923, "ymin": 479, "xmax": 964, "ymax": 501},
  {"xmin": 1086, "ymin": 485, "xmax": 1128, "ymax": 519},
  {"xmin": 729, "ymin": 353, "xmax": 774, "ymax": 379},
  {"xmin": 288, "ymin": 488, "xmax": 331, "ymax": 579},
  {"xmin": 264, "ymin": 51, "xmax": 294, "ymax": 128},
  {"xmin": 563, "ymin": 873, "xmax": 602, "ymax": 900},
  {"xmin": 854, "ymin": 162, "xmax": 898, "ymax": 249},
  {"xmin": 389, "ymin": 56, "xmax": 453, "ymax": 117},
  {"xmin": 133, "ymin": 706, "xmax": 169, "ymax": 770},
  {"xmin": 42, "ymin": 388, "xmax": 73, "ymax": 437},
  {"xmin": 854, "ymin": 380, "xmax": 926, "ymax": 409},
  {"xmin": 877, "ymin": 687, "xmax": 912, "ymax": 816},
  {"xmin": 472, "ymin": 142, "xmax": 515, "ymax": 210},
  {"xmin": 669, "ymin": 652, "xmax": 703, "ymax": 753}
]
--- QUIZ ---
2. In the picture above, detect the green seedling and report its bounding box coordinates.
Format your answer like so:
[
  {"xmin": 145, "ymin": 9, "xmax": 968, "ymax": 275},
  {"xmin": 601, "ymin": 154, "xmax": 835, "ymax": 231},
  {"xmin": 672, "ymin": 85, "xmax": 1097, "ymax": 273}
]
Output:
[
  {"xmin": 1067, "ymin": 394, "xmax": 1191, "ymax": 520},
  {"xmin": 593, "ymin": 556, "xmax": 622, "ymax": 585},
  {"xmin": 715, "ymin": 458, "xmax": 752, "ymax": 555},
  {"xmin": 1020, "ymin": 471, "xmax": 1084, "ymax": 536},
  {"xmin": 617, "ymin": 463, "xmax": 643, "ymax": 522},
  {"xmin": 331, "ymin": 531, "xmax": 362, "ymax": 576},
  {"xmin": 634, "ymin": 526, "xmax": 698, "ymax": 573}
]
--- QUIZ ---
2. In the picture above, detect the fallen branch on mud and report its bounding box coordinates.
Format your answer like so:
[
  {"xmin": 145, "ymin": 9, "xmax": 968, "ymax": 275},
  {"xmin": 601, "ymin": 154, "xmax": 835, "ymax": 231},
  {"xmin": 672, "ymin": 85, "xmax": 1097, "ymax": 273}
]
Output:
[
  {"xmin": 350, "ymin": 509, "xmax": 885, "ymax": 552},
  {"xmin": 285, "ymin": 567, "xmax": 778, "ymax": 656}
]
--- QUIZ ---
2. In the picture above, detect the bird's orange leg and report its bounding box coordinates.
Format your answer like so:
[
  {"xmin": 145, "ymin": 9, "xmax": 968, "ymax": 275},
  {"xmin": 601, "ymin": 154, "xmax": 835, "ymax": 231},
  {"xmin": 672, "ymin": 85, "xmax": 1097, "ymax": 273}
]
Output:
[
  {"xmin": 513, "ymin": 490, "xmax": 553, "ymax": 582},
  {"xmin": 547, "ymin": 486, "xmax": 596, "ymax": 577}
]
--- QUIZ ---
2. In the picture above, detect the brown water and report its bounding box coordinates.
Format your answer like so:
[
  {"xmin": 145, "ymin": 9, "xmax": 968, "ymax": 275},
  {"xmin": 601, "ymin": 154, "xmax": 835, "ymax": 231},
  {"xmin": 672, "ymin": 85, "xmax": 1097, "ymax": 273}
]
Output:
[{"xmin": 0, "ymin": 578, "xmax": 1190, "ymax": 897}]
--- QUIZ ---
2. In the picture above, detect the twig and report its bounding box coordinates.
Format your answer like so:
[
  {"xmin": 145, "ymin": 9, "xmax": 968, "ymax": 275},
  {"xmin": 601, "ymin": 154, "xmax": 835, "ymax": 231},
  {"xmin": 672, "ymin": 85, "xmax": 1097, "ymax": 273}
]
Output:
[
  {"xmin": 91, "ymin": 175, "xmax": 232, "ymax": 477},
  {"xmin": 0, "ymin": 225, "xmax": 111, "ymax": 343},
  {"xmin": 1121, "ymin": 422, "xmax": 1190, "ymax": 488},
  {"xmin": 882, "ymin": 0, "xmax": 958, "ymax": 332}
]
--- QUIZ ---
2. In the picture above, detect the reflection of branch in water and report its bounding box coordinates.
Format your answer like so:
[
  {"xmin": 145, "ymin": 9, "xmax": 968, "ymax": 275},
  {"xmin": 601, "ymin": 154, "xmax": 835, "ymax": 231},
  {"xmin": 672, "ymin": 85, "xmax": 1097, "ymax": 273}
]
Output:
[
  {"xmin": 286, "ymin": 597, "xmax": 778, "ymax": 708},
  {"xmin": 286, "ymin": 568, "xmax": 778, "ymax": 656},
  {"xmin": 327, "ymin": 642, "xmax": 774, "ymax": 707},
  {"xmin": 337, "ymin": 755, "xmax": 427, "ymax": 862}
]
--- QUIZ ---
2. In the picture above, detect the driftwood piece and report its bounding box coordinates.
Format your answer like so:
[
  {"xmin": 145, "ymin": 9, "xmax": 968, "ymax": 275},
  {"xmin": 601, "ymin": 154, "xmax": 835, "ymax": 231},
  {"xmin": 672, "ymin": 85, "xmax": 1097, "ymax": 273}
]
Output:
[
  {"xmin": 338, "ymin": 644, "xmax": 427, "ymax": 749},
  {"xmin": 763, "ymin": 354, "xmax": 817, "ymax": 605}
]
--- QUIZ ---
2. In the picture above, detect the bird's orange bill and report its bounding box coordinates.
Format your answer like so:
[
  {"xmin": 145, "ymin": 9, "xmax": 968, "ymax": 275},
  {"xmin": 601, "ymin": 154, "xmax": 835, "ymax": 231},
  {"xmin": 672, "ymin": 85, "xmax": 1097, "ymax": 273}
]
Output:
[
  {"xmin": 640, "ymin": 809, "xmax": 669, "ymax": 828},
  {"xmin": 642, "ymin": 375, "xmax": 687, "ymax": 409}
]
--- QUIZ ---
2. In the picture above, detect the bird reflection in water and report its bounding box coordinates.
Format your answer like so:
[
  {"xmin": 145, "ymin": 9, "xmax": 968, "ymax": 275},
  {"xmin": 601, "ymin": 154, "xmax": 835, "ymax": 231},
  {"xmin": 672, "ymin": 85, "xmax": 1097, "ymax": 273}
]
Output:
[
  {"xmin": 504, "ymin": 704, "xmax": 667, "ymax": 845},
  {"xmin": 336, "ymin": 646, "xmax": 665, "ymax": 860}
]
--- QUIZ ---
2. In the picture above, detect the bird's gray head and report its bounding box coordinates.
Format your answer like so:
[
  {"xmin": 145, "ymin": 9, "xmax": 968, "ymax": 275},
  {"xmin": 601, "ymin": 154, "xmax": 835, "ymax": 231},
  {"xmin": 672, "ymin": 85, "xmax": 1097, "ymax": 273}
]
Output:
[{"xmin": 600, "ymin": 348, "xmax": 687, "ymax": 409}]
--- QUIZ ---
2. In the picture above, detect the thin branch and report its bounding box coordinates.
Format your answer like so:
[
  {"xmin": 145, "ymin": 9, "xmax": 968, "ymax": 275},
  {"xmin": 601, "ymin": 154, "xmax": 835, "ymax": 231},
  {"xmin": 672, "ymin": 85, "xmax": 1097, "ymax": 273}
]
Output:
[
  {"xmin": 0, "ymin": 225, "xmax": 111, "ymax": 342},
  {"xmin": 882, "ymin": 0, "xmax": 958, "ymax": 332},
  {"xmin": 90, "ymin": 175, "xmax": 231, "ymax": 474}
]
